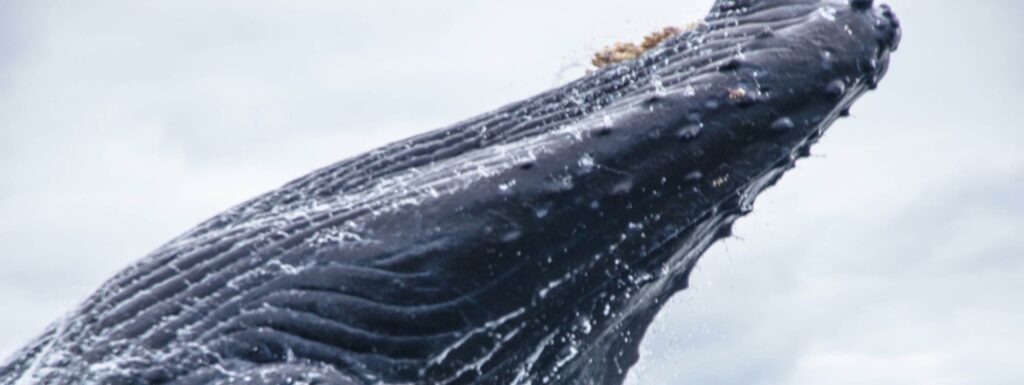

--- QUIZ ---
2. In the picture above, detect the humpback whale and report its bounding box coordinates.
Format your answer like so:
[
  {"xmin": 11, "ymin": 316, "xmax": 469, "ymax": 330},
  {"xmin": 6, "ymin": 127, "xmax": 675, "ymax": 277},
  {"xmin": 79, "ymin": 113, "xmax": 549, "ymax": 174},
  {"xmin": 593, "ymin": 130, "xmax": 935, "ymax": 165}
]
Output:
[{"xmin": 1, "ymin": 0, "xmax": 900, "ymax": 384}]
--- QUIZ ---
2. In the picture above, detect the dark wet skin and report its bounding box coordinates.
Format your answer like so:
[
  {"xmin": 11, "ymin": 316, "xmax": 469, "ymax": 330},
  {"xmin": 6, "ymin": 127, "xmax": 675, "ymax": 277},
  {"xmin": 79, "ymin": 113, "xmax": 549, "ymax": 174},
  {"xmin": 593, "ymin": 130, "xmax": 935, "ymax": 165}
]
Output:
[{"xmin": 0, "ymin": 1, "xmax": 900, "ymax": 384}]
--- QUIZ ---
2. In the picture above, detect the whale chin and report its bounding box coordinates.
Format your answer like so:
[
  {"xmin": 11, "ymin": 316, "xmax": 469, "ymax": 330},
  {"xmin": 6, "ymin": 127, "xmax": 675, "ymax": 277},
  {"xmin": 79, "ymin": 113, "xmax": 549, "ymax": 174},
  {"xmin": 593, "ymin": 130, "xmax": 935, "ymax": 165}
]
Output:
[{"xmin": 1, "ymin": 1, "xmax": 899, "ymax": 384}]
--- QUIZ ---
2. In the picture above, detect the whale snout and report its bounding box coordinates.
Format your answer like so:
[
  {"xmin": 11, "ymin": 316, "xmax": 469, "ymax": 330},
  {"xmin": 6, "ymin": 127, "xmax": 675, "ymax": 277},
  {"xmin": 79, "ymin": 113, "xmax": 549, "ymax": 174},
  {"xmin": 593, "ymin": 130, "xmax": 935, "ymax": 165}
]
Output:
[
  {"xmin": 875, "ymin": 4, "xmax": 902, "ymax": 52},
  {"xmin": 849, "ymin": 0, "xmax": 901, "ymax": 55},
  {"xmin": 850, "ymin": 1, "xmax": 901, "ymax": 88}
]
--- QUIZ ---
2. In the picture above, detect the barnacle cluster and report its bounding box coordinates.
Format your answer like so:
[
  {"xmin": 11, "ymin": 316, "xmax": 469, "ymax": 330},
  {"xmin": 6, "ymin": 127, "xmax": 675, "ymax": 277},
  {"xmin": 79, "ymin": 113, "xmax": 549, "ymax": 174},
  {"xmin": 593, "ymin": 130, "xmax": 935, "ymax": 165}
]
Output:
[{"xmin": 591, "ymin": 23, "xmax": 700, "ymax": 68}]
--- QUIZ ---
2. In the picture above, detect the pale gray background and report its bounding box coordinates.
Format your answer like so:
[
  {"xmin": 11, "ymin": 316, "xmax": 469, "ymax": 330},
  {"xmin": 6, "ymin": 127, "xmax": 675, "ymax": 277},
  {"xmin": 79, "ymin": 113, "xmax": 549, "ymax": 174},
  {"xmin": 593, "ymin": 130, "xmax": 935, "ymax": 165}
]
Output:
[{"xmin": 1, "ymin": 0, "xmax": 1021, "ymax": 384}]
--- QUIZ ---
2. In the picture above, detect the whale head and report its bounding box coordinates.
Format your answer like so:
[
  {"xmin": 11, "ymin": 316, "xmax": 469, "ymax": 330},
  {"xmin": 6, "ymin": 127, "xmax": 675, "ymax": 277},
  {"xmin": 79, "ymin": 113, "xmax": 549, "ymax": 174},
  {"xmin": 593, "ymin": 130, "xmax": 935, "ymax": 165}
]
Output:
[{"xmin": 0, "ymin": 1, "xmax": 900, "ymax": 385}]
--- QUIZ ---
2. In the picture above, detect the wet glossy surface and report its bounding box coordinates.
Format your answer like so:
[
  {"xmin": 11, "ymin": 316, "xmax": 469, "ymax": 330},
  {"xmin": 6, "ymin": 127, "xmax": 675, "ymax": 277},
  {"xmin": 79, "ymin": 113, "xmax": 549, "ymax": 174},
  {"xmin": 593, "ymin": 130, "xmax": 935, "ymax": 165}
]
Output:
[{"xmin": 0, "ymin": 1, "xmax": 899, "ymax": 384}]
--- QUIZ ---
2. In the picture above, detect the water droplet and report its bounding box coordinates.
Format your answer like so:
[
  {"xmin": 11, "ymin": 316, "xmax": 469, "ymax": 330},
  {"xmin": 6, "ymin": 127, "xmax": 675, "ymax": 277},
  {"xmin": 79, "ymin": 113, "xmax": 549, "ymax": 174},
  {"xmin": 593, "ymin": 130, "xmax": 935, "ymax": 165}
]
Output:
[
  {"xmin": 704, "ymin": 99, "xmax": 720, "ymax": 110},
  {"xmin": 535, "ymin": 207, "xmax": 550, "ymax": 219},
  {"xmin": 577, "ymin": 154, "xmax": 596, "ymax": 173},
  {"xmin": 499, "ymin": 180, "xmax": 517, "ymax": 193},
  {"xmin": 770, "ymin": 117, "xmax": 795, "ymax": 131},
  {"xmin": 650, "ymin": 76, "xmax": 668, "ymax": 96},
  {"xmin": 611, "ymin": 179, "xmax": 634, "ymax": 195},
  {"xmin": 676, "ymin": 124, "xmax": 702, "ymax": 140},
  {"xmin": 546, "ymin": 175, "xmax": 574, "ymax": 192},
  {"xmin": 818, "ymin": 6, "xmax": 837, "ymax": 21},
  {"xmin": 821, "ymin": 50, "xmax": 835, "ymax": 70},
  {"xmin": 502, "ymin": 230, "xmax": 522, "ymax": 243},
  {"xmin": 579, "ymin": 317, "xmax": 593, "ymax": 334}
]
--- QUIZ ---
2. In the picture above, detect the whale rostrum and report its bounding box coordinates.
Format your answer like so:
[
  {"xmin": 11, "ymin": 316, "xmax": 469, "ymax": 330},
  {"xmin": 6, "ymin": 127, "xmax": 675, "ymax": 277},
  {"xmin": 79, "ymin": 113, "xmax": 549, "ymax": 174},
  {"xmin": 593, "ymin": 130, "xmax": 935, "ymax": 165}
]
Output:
[{"xmin": 0, "ymin": 1, "xmax": 900, "ymax": 384}]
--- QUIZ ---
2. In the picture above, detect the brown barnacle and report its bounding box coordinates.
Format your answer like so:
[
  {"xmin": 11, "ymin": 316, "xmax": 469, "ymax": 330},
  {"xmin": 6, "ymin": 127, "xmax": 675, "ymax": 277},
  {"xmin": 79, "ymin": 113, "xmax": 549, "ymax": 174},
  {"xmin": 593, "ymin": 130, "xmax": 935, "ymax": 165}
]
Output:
[
  {"xmin": 592, "ymin": 42, "xmax": 645, "ymax": 68},
  {"xmin": 683, "ymin": 21, "xmax": 703, "ymax": 31},
  {"xmin": 640, "ymin": 26, "xmax": 684, "ymax": 50},
  {"xmin": 727, "ymin": 87, "xmax": 748, "ymax": 100},
  {"xmin": 592, "ymin": 24, "xmax": 694, "ymax": 69},
  {"xmin": 590, "ymin": 22, "xmax": 705, "ymax": 69},
  {"xmin": 711, "ymin": 175, "xmax": 730, "ymax": 188}
]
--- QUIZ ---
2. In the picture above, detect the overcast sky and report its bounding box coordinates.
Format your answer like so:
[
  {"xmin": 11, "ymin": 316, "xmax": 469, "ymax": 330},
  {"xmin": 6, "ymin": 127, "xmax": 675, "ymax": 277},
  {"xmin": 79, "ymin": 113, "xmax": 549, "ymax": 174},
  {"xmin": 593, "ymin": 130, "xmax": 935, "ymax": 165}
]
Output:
[{"xmin": 1, "ymin": 0, "xmax": 1021, "ymax": 384}]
